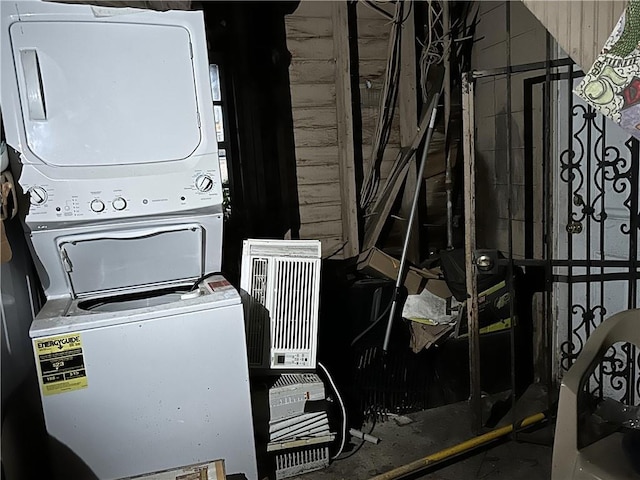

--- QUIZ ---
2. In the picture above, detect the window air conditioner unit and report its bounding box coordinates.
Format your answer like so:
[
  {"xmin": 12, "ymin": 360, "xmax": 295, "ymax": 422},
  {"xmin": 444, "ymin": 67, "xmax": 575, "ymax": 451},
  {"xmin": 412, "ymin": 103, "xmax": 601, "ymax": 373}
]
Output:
[{"xmin": 240, "ymin": 239, "xmax": 321, "ymax": 371}]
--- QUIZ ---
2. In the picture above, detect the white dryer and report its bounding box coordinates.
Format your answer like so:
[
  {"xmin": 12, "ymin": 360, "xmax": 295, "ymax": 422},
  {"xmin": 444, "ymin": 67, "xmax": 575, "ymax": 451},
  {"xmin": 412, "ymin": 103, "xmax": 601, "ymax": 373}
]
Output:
[{"xmin": 0, "ymin": 1, "xmax": 224, "ymax": 272}]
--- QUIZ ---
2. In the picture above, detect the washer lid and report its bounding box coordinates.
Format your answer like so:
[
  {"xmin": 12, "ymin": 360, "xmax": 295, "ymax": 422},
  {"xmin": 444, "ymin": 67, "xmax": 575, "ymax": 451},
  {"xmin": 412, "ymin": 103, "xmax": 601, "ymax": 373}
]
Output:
[
  {"xmin": 58, "ymin": 224, "xmax": 204, "ymax": 296},
  {"xmin": 8, "ymin": 20, "xmax": 201, "ymax": 167}
]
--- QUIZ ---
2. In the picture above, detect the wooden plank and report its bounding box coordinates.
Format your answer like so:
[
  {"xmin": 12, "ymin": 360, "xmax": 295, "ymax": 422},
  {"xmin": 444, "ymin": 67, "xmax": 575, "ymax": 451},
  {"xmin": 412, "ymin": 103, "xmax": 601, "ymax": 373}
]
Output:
[
  {"xmin": 333, "ymin": 1, "xmax": 360, "ymax": 257},
  {"xmin": 356, "ymin": 17, "xmax": 393, "ymax": 38},
  {"xmin": 293, "ymin": 126, "xmax": 338, "ymax": 147},
  {"xmin": 361, "ymin": 107, "xmax": 400, "ymax": 130},
  {"xmin": 299, "ymin": 202, "xmax": 342, "ymax": 223},
  {"xmin": 522, "ymin": 0, "xmax": 625, "ymax": 71},
  {"xmin": 299, "ymin": 219, "xmax": 343, "ymax": 238},
  {"xmin": 359, "ymin": 60, "xmax": 388, "ymax": 79},
  {"xmin": 317, "ymin": 236, "xmax": 347, "ymax": 258},
  {"xmin": 362, "ymin": 125, "xmax": 401, "ymax": 145},
  {"xmin": 288, "ymin": 37, "xmax": 335, "ymax": 60},
  {"xmin": 290, "ymin": 84, "xmax": 336, "ymax": 107},
  {"xmin": 362, "ymin": 144, "xmax": 401, "ymax": 161},
  {"xmin": 292, "ymin": 107, "xmax": 337, "ymax": 128},
  {"xmin": 362, "ymin": 98, "xmax": 436, "ymax": 250},
  {"xmin": 296, "ymin": 163, "xmax": 341, "ymax": 185},
  {"xmin": 295, "ymin": 145, "xmax": 340, "ymax": 166},
  {"xmin": 289, "ymin": 59, "xmax": 335, "ymax": 85},
  {"xmin": 462, "ymin": 74, "xmax": 481, "ymax": 433},
  {"xmin": 398, "ymin": 4, "xmax": 419, "ymax": 263},
  {"xmin": 356, "ymin": 1, "xmax": 395, "ymax": 20},
  {"xmin": 292, "ymin": 1, "xmax": 333, "ymax": 18},
  {"xmin": 285, "ymin": 16, "xmax": 333, "ymax": 37},
  {"xmin": 357, "ymin": 37, "xmax": 392, "ymax": 60},
  {"xmin": 297, "ymin": 182, "xmax": 341, "ymax": 205}
]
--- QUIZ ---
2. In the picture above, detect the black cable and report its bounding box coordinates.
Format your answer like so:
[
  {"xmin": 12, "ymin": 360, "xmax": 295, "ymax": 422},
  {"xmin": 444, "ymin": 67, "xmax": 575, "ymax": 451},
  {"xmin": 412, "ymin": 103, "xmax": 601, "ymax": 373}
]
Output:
[
  {"xmin": 189, "ymin": 271, "xmax": 223, "ymax": 291},
  {"xmin": 364, "ymin": 0, "xmax": 394, "ymax": 20},
  {"xmin": 324, "ymin": 241, "xmax": 349, "ymax": 260},
  {"xmin": 350, "ymin": 297, "xmax": 393, "ymax": 346},
  {"xmin": 398, "ymin": 0, "xmax": 413, "ymax": 25},
  {"xmin": 333, "ymin": 415, "xmax": 378, "ymax": 461}
]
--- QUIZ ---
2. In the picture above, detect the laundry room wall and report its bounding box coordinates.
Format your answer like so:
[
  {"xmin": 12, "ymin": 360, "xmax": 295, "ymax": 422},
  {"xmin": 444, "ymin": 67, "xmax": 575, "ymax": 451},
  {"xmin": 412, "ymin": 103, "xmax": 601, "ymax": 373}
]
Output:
[
  {"xmin": 470, "ymin": 1, "xmax": 548, "ymax": 259},
  {"xmin": 285, "ymin": 1, "xmax": 360, "ymax": 259},
  {"xmin": 285, "ymin": 0, "xmax": 409, "ymax": 259}
]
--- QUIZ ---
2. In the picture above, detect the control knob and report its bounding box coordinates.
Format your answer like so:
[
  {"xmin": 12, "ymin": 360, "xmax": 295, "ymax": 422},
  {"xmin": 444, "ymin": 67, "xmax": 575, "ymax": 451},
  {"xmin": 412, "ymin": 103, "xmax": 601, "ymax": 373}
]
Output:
[
  {"xmin": 28, "ymin": 186, "xmax": 48, "ymax": 206},
  {"xmin": 112, "ymin": 197, "xmax": 127, "ymax": 211},
  {"xmin": 194, "ymin": 174, "xmax": 214, "ymax": 192},
  {"xmin": 90, "ymin": 199, "xmax": 105, "ymax": 213}
]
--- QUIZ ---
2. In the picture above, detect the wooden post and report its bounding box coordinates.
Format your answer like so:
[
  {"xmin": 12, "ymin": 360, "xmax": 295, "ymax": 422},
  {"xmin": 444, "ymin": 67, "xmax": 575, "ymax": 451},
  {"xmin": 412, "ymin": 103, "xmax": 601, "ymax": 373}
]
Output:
[
  {"xmin": 398, "ymin": 1, "xmax": 419, "ymax": 263},
  {"xmin": 443, "ymin": 0, "xmax": 454, "ymax": 250},
  {"xmin": 462, "ymin": 73, "xmax": 481, "ymax": 433},
  {"xmin": 333, "ymin": 1, "xmax": 359, "ymax": 258}
]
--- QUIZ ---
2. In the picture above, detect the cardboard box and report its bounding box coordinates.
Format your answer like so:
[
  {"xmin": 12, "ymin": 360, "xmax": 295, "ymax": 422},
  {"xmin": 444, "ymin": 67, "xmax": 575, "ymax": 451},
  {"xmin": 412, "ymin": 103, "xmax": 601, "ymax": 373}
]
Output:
[
  {"xmin": 413, "ymin": 266, "xmax": 453, "ymax": 299},
  {"xmin": 356, "ymin": 247, "xmax": 425, "ymax": 295},
  {"xmin": 119, "ymin": 460, "xmax": 226, "ymax": 480}
]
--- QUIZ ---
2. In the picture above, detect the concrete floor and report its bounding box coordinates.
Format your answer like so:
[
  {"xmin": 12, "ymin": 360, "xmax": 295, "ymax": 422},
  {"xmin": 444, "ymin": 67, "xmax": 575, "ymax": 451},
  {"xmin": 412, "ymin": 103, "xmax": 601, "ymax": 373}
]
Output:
[{"xmin": 293, "ymin": 401, "xmax": 553, "ymax": 480}]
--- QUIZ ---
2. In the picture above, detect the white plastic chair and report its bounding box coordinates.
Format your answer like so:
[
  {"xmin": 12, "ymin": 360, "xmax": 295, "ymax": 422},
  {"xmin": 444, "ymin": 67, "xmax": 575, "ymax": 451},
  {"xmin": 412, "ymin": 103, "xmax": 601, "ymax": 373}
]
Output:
[{"xmin": 552, "ymin": 308, "xmax": 640, "ymax": 479}]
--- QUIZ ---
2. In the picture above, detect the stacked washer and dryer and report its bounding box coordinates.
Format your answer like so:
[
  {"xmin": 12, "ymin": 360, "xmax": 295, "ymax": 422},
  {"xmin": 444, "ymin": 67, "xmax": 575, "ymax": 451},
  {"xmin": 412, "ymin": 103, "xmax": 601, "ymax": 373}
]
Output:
[{"xmin": 1, "ymin": 2, "xmax": 257, "ymax": 479}]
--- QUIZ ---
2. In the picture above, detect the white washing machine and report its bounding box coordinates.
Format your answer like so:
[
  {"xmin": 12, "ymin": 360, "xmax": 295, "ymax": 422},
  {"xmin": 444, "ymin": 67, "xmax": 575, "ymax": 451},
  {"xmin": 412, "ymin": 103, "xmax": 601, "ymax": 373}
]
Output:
[{"xmin": 29, "ymin": 227, "xmax": 258, "ymax": 479}]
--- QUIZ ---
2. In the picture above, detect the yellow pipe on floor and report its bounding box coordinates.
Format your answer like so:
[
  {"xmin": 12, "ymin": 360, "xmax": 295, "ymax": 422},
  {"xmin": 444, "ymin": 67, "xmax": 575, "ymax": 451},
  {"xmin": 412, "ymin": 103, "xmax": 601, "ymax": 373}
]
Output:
[{"xmin": 368, "ymin": 412, "xmax": 546, "ymax": 480}]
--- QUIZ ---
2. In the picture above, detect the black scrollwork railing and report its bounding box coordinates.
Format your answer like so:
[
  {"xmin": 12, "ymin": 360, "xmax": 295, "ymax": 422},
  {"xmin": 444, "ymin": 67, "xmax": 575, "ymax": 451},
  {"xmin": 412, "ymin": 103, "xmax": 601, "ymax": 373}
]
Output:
[{"xmin": 557, "ymin": 91, "xmax": 639, "ymax": 404}]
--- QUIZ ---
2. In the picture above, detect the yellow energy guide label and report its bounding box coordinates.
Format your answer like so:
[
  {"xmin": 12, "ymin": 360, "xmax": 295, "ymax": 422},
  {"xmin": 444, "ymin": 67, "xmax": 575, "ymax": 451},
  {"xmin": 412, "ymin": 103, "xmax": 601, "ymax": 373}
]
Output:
[{"xmin": 35, "ymin": 333, "xmax": 88, "ymax": 396}]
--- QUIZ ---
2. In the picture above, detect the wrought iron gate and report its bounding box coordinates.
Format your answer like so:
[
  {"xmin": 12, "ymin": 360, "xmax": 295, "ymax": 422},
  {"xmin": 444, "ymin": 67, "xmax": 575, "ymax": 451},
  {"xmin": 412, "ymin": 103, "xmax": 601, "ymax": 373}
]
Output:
[{"xmin": 552, "ymin": 67, "xmax": 640, "ymax": 405}]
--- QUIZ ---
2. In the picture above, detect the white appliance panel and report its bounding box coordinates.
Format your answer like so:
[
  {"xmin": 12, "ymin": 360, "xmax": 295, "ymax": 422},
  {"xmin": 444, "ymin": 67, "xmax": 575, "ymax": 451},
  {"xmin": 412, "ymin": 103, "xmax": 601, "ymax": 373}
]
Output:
[
  {"xmin": 31, "ymin": 297, "xmax": 258, "ymax": 480},
  {"xmin": 28, "ymin": 214, "xmax": 222, "ymax": 299},
  {"xmin": 9, "ymin": 21, "xmax": 201, "ymax": 167},
  {"xmin": 1, "ymin": 2, "xmax": 223, "ymax": 229},
  {"xmin": 17, "ymin": 156, "xmax": 222, "ymax": 228},
  {"xmin": 58, "ymin": 224, "xmax": 204, "ymax": 296}
]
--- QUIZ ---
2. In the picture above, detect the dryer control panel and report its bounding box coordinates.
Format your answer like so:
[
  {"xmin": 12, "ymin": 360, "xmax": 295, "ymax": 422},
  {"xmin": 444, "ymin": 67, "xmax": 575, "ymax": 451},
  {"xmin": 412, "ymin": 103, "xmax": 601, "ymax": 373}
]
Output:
[{"xmin": 18, "ymin": 158, "xmax": 223, "ymax": 228}]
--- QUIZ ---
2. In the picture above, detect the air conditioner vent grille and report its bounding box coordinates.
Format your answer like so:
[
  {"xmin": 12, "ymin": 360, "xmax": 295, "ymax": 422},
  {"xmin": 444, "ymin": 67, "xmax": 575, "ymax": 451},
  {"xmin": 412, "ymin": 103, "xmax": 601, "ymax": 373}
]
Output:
[{"xmin": 240, "ymin": 239, "xmax": 321, "ymax": 371}]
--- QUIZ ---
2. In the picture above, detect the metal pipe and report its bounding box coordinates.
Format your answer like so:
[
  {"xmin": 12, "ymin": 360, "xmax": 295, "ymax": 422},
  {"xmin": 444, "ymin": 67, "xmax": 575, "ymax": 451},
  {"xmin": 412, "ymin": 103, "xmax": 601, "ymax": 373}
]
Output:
[
  {"xmin": 368, "ymin": 412, "xmax": 547, "ymax": 480},
  {"xmin": 505, "ymin": 0, "xmax": 517, "ymax": 438},
  {"xmin": 471, "ymin": 57, "xmax": 574, "ymax": 78},
  {"xmin": 349, "ymin": 428, "xmax": 380, "ymax": 445},
  {"xmin": 382, "ymin": 95, "xmax": 440, "ymax": 353}
]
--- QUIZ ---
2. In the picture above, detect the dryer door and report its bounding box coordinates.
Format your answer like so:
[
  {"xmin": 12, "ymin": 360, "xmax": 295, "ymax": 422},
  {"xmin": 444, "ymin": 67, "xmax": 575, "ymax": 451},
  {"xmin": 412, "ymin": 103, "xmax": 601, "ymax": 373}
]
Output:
[
  {"xmin": 6, "ymin": 15, "xmax": 206, "ymax": 167},
  {"xmin": 58, "ymin": 224, "xmax": 204, "ymax": 296}
]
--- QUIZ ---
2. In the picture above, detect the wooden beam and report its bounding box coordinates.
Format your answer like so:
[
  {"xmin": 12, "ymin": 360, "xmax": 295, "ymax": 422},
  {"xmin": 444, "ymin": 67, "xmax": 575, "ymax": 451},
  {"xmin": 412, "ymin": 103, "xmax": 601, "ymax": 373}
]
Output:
[
  {"xmin": 398, "ymin": 1, "xmax": 419, "ymax": 263},
  {"xmin": 332, "ymin": 1, "xmax": 359, "ymax": 258},
  {"xmin": 443, "ymin": 0, "xmax": 454, "ymax": 250},
  {"xmin": 363, "ymin": 96, "xmax": 437, "ymax": 250},
  {"xmin": 462, "ymin": 73, "xmax": 481, "ymax": 433}
]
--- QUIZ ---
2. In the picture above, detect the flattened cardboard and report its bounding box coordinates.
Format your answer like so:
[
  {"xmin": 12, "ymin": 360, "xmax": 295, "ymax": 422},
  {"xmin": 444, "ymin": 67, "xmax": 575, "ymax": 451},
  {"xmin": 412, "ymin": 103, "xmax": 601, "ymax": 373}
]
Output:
[
  {"xmin": 356, "ymin": 247, "xmax": 425, "ymax": 295},
  {"xmin": 413, "ymin": 266, "xmax": 453, "ymax": 299},
  {"xmin": 119, "ymin": 460, "xmax": 226, "ymax": 480},
  {"xmin": 1, "ymin": 221, "xmax": 11, "ymax": 264}
]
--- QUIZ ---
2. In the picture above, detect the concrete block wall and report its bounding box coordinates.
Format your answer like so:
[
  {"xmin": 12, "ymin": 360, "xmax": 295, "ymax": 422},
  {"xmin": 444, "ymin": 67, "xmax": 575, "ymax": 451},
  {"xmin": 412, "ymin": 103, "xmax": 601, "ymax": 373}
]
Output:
[{"xmin": 471, "ymin": 1, "xmax": 547, "ymax": 259}]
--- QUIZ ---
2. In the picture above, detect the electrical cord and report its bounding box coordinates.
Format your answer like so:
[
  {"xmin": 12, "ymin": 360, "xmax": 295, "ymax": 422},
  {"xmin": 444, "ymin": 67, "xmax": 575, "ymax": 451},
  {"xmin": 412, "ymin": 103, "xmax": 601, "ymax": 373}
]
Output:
[
  {"xmin": 333, "ymin": 415, "xmax": 377, "ymax": 461},
  {"xmin": 317, "ymin": 362, "xmax": 348, "ymax": 461},
  {"xmin": 350, "ymin": 284, "xmax": 409, "ymax": 347},
  {"xmin": 350, "ymin": 298, "xmax": 393, "ymax": 346},
  {"xmin": 189, "ymin": 271, "xmax": 223, "ymax": 291},
  {"xmin": 323, "ymin": 241, "xmax": 348, "ymax": 260}
]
